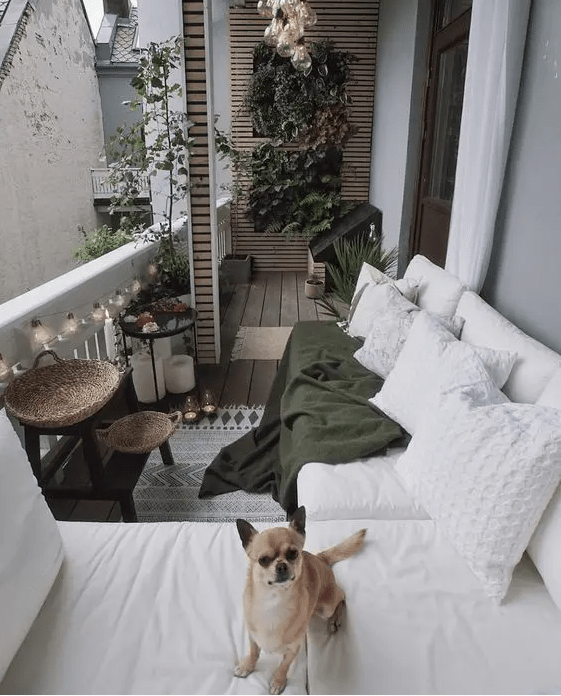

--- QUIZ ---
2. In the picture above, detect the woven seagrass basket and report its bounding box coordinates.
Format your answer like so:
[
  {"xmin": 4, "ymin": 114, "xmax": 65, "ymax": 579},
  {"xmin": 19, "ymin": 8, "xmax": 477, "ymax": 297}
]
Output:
[
  {"xmin": 5, "ymin": 350, "xmax": 121, "ymax": 428},
  {"xmin": 97, "ymin": 410, "xmax": 182, "ymax": 453}
]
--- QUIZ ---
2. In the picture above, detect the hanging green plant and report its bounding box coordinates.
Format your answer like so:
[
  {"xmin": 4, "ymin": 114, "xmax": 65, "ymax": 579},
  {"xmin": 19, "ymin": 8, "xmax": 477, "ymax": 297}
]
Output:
[{"xmin": 246, "ymin": 40, "xmax": 356, "ymax": 145}]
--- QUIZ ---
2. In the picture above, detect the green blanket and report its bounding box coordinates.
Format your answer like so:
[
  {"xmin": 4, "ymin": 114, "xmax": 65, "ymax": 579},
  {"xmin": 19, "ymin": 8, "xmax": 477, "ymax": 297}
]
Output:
[{"xmin": 198, "ymin": 321, "xmax": 406, "ymax": 513}]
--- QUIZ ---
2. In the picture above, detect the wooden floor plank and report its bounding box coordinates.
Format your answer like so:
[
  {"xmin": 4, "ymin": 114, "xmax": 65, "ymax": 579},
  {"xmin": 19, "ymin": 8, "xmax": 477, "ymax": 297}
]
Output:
[
  {"xmin": 248, "ymin": 360, "xmax": 277, "ymax": 407},
  {"xmin": 296, "ymin": 271, "xmax": 319, "ymax": 321},
  {"xmin": 221, "ymin": 360, "xmax": 254, "ymax": 406},
  {"xmin": 260, "ymin": 272, "xmax": 282, "ymax": 326},
  {"xmin": 280, "ymin": 272, "xmax": 299, "ymax": 327},
  {"xmin": 241, "ymin": 273, "xmax": 267, "ymax": 326}
]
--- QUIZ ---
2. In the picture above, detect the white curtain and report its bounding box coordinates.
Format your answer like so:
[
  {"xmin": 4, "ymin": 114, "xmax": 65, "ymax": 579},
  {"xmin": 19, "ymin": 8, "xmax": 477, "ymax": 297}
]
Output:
[{"xmin": 445, "ymin": 0, "xmax": 531, "ymax": 293}]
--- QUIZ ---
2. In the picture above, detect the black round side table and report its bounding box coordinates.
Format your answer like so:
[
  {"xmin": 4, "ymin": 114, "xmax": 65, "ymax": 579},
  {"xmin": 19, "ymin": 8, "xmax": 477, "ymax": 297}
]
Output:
[{"xmin": 119, "ymin": 308, "xmax": 196, "ymax": 402}]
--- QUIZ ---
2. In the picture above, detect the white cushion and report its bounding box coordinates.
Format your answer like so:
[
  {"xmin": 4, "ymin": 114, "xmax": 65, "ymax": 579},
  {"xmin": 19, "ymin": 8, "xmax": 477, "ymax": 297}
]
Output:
[
  {"xmin": 370, "ymin": 311, "xmax": 517, "ymax": 435},
  {"xmin": 403, "ymin": 254, "xmax": 465, "ymax": 318},
  {"xmin": 457, "ymin": 290, "xmax": 561, "ymax": 403},
  {"xmin": 0, "ymin": 409, "xmax": 64, "ymax": 680},
  {"xmin": 395, "ymin": 364, "xmax": 561, "ymax": 601},
  {"xmin": 297, "ymin": 449, "xmax": 429, "ymax": 521},
  {"xmin": 353, "ymin": 284, "xmax": 418, "ymax": 377},
  {"xmin": 348, "ymin": 263, "xmax": 418, "ymax": 334},
  {"xmin": 527, "ymin": 369, "xmax": 561, "ymax": 611}
]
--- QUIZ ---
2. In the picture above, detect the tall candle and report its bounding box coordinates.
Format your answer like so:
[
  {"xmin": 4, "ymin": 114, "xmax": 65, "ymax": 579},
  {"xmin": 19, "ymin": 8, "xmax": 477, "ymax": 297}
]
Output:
[
  {"xmin": 131, "ymin": 352, "xmax": 166, "ymax": 403},
  {"xmin": 163, "ymin": 355, "xmax": 196, "ymax": 394},
  {"xmin": 104, "ymin": 312, "xmax": 116, "ymax": 361}
]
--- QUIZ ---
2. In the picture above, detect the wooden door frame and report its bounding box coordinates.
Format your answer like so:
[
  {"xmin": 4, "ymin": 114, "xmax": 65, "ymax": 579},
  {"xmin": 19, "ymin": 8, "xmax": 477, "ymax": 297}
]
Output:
[{"xmin": 409, "ymin": 2, "xmax": 471, "ymax": 261}]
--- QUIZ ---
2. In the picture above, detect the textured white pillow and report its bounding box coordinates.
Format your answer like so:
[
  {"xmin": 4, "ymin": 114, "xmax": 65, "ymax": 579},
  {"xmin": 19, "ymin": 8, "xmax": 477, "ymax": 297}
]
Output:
[
  {"xmin": 348, "ymin": 263, "xmax": 419, "ymax": 334},
  {"xmin": 353, "ymin": 284, "xmax": 418, "ymax": 377},
  {"xmin": 527, "ymin": 368, "xmax": 561, "ymax": 610},
  {"xmin": 0, "ymin": 409, "xmax": 64, "ymax": 679},
  {"xmin": 395, "ymin": 371, "xmax": 561, "ymax": 602},
  {"xmin": 371, "ymin": 311, "xmax": 517, "ymax": 435}
]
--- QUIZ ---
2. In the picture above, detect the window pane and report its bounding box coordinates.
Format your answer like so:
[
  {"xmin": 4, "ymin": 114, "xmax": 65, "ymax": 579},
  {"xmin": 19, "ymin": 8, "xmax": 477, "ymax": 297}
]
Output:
[
  {"xmin": 440, "ymin": 0, "xmax": 472, "ymax": 29},
  {"xmin": 429, "ymin": 39, "xmax": 468, "ymax": 203}
]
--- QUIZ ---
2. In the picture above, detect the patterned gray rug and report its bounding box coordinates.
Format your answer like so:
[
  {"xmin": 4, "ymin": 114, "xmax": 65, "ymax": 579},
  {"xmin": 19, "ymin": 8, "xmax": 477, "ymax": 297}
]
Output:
[{"xmin": 133, "ymin": 406, "xmax": 286, "ymax": 523}]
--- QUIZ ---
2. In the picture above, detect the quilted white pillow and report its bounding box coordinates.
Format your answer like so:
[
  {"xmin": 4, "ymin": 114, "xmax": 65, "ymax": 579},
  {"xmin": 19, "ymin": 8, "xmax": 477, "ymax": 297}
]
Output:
[
  {"xmin": 353, "ymin": 284, "xmax": 418, "ymax": 377},
  {"xmin": 527, "ymin": 368, "xmax": 561, "ymax": 610},
  {"xmin": 370, "ymin": 311, "xmax": 517, "ymax": 435},
  {"xmin": 0, "ymin": 409, "xmax": 64, "ymax": 679},
  {"xmin": 395, "ymin": 368, "xmax": 561, "ymax": 602},
  {"xmin": 348, "ymin": 263, "xmax": 419, "ymax": 336}
]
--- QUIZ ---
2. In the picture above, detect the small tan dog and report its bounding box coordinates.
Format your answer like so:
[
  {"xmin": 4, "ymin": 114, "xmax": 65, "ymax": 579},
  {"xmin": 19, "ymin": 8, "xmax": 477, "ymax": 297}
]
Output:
[{"xmin": 234, "ymin": 506, "xmax": 366, "ymax": 694}]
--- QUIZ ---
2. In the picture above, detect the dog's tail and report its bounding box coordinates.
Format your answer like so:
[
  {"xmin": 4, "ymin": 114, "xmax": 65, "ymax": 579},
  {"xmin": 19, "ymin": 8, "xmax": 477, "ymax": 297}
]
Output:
[{"xmin": 316, "ymin": 529, "xmax": 367, "ymax": 566}]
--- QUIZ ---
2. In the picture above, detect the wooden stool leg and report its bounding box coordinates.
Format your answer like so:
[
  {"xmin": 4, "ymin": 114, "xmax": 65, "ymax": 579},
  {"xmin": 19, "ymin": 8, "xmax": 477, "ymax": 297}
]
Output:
[
  {"xmin": 120, "ymin": 493, "xmax": 138, "ymax": 522},
  {"xmin": 159, "ymin": 439, "xmax": 175, "ymax": 466}
]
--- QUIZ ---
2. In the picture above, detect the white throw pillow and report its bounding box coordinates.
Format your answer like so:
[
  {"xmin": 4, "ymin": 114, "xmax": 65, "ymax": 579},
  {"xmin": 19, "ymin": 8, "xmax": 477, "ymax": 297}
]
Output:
[
  {"xmin": 0, "ymin": 409, "xmax": 64, "ymax": 679},
  {"xmin": 353, "ymin": 284, "xmax": 418, "ymax": 377},
  {"xmin": 527, "ymin": 368, "xmax": 561, "ymax": 610},
  {"xmin": 371, "ymin": 311, "xmax": 517, "ymax": 435},
  {"xmin": 348, "ymin": 262, "xmax": 419, "ymax": 334},
  {"xmin": 395, "ymin": 371, "xmax": 561, "ymax": 602}
]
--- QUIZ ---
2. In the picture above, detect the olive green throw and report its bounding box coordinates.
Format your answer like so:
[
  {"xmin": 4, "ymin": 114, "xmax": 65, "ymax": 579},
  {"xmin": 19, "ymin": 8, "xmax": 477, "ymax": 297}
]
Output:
[{"xmin": 198, "ymin": 321, "xmax": 406, "ymax": 513}]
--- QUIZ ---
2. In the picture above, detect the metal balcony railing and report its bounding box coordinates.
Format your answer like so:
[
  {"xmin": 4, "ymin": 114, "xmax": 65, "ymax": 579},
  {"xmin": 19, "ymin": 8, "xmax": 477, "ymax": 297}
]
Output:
[{"xmin": 91, "ymin": 168, "xmax": 150, "ymax": 202}]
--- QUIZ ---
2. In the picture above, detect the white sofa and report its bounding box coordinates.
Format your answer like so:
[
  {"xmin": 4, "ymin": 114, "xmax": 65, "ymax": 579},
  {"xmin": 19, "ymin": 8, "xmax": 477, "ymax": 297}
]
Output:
[{"xmin": 2, "ymin": 255, "xmax": 561, "ymax": 694}]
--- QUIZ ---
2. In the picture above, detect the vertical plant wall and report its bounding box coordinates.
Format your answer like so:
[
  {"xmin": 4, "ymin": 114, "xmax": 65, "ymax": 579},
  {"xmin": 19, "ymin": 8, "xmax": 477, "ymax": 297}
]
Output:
[{"xmin": 227, "ymin": 0, "xmax": 380, "ymax": 272}]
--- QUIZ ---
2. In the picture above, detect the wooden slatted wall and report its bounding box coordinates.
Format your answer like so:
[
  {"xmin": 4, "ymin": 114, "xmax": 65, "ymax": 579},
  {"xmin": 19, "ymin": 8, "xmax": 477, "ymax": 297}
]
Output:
[
  {"xmin": 229, "ymin": 0, "xmax": 379, "ymax": 272},
  {"xmin": 183, "ymin": 0, "xmax": 216, "ymax": 363}
]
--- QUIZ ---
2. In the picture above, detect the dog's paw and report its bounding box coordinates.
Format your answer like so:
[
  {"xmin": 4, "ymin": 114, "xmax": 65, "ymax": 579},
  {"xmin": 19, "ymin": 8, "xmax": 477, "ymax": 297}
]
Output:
[
  {"xmin": 269, "ymin": 677, "xmax": 287, "ymax": 695},
  {"xmin": 234, "ymin": 662, "xmax": 254, "ymax": 678},
  {"xmin": 327, "ymin": 615, "xmax": 341, "ymax": 634}
]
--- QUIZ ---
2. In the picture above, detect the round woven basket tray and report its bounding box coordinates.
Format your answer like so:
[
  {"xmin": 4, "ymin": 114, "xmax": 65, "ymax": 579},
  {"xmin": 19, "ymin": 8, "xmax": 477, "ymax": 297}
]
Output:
[
  {"xmin": 5, "ymin": 350, "xmax": 121, "ymax": 428},
  {"xmin": 97, "ymin": 410, "xmax": 182, "ymax": 454}
]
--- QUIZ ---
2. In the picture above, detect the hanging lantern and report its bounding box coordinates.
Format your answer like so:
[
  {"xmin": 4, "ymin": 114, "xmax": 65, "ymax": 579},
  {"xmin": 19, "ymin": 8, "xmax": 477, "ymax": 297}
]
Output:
[{"xmin": 262, "ymin": 0, "xmax": 316, "ymax": 67}]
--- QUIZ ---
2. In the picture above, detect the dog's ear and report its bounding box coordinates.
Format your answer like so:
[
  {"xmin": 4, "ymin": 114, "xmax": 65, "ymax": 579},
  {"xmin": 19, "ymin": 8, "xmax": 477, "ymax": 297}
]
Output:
[
  {"xmin": 236, "ymin": 518, "xmax": 258, "ymax": 549},
  {"xmin": 289, "ymin": 506, "xmax": 306, "ymax": 537}
]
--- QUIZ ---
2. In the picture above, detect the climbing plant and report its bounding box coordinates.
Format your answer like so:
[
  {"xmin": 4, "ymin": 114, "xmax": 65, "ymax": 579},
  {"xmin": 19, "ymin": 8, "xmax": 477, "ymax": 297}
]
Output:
[{"xmin": 216, "ymin": 39, "xmax": 358, "ymax": 240}]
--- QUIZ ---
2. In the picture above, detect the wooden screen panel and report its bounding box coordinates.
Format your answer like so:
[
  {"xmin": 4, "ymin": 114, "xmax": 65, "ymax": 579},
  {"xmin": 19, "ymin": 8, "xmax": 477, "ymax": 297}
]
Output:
[
  {"xmin": 183, "ymin": 0, "xmax": 217, "ymax": 363},
  {"xmin": 228, "ymin": 0, "xmax": 379, "ymax": 271}
]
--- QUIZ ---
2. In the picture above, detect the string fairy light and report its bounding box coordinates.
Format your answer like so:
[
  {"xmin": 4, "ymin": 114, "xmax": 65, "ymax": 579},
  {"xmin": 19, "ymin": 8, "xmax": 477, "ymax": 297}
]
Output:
[{"xmin": 0, "ymin": 353, "xmax": 11, "ymax": 381}]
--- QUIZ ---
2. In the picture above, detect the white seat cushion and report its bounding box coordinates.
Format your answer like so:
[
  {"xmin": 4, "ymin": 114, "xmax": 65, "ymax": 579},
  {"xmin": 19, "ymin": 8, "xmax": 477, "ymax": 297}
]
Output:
[
  {"xmin": 0, "ymin": 409, "xmax": 64, "ymax": 681},
  {"xmin": 297, "ymin": 449, "xmax": 429, "ymax": 521},
  {"xmin": 457, "ymin": 290, "xmax": 561, "ymax": 403},
  {"xmin": 403, "ymin": 254, "xmax": 465, "ymax": 318},
  {"xmin": 306, "ymin": 519, "xmax": 561, "ymax": 695},
  {"xmin": 1, "ymin": 521, "xmax": 307, "ymax": 695}
]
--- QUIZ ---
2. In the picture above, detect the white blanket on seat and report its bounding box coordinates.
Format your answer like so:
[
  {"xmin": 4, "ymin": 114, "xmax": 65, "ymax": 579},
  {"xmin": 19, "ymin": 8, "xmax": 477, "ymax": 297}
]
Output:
[
  {"xmin": 305, "ymin": 519, "xmax": 561, "ymax": 695},
  {"xmin": 1, "ymin": 521, "xmax": 307, "ymax": 695}
]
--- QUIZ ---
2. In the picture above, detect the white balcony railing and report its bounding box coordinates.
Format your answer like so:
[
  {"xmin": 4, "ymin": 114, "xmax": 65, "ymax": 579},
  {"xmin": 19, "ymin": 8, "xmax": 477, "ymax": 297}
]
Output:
[
  {"xmin": 0, "ymin": 239, "xmax": 158, "ymax": 385},
  {"xmin": 91, "ymin": 167, "xmax": 151, "ymax": 201}
]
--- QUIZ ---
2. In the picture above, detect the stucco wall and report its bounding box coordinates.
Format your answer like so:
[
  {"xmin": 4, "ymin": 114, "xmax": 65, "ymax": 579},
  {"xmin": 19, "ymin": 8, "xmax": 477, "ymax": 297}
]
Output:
[
  {"xmin": 0, "ymin": 0, "xmax": 105, "ymax": 304},
  {"xmin": 483, "ymin": 0, "xmax": 561, "ymax": 354}
]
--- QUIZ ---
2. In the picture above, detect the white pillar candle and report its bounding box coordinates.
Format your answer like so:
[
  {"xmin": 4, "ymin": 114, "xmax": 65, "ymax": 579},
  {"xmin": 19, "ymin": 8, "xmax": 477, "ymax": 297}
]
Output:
[
  {"xmin": 154, "ymin": 336, "xmax": 172, "ymax": 360},
  {"xmin": 163, "ymin": 355, "xmax": 196, "ymax": 394},
  {"xmin": 104, "ymin": 315, "xmax": 116, "ymax": 361},
  {"xmin": 131, "ymin": 352, "xmax": 166, "ymax": 403}
]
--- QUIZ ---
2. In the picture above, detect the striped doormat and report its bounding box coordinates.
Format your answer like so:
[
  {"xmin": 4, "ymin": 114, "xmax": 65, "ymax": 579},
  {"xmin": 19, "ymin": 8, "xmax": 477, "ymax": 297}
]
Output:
[{"xmin": 133, "ymin": 406, "xmax": 286, "ymax": 523}]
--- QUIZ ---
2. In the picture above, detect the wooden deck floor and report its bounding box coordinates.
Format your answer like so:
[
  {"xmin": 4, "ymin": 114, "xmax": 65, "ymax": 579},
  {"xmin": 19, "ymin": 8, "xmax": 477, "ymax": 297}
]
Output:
[
  {"xmin": 49, "ymin": 271, "xmax": 326, "ymax": 522},
  {"xmin": 199, "ymin": 270, "xmax": 327, "ymax": 408}
]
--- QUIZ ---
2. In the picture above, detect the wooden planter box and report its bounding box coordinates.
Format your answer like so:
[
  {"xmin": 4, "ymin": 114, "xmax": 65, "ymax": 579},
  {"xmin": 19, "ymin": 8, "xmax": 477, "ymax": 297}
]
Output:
[{"xmin": 219, "ymin": 254, "xmax": 252, "ymax": 285}]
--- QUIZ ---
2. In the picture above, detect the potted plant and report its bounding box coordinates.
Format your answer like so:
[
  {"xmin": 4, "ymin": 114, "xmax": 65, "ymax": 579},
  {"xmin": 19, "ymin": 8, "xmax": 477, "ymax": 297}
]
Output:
[
  {"xmin": 315, "ymin": 232, "xmax": 398, "ymax": 319},
  {"xmin": 304, "ymin": 276, "xmax": 325, "ymax": 299},
  {"xmin": 106, "ymin": 36, "xmax": 194, "ymax": 297}
]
